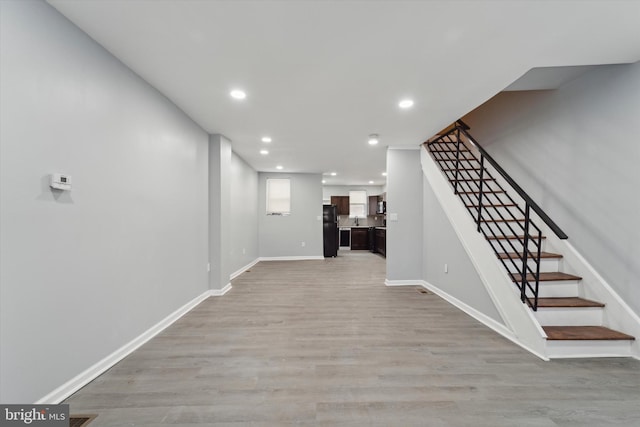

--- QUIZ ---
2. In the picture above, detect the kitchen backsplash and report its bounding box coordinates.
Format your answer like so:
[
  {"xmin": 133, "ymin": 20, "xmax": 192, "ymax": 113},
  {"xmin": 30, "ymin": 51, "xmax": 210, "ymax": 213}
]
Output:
[{"xmin": 337, "ymin": 214, "xmax": 385, "ymax": 227}]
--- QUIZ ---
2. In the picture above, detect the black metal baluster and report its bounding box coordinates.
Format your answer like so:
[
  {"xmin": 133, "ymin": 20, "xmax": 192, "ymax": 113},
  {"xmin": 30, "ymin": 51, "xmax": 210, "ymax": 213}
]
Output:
[
  {"xmin": 533, "ymin": 232, "xmax": 542, "ymax": 311},
  {"xmin": 476, "ymin": 155, "xmax": 485, "ymax": 232},
  {"xmin": 453, "ymin": 128, "xmax": 462, "ymax": 195},
  {"xmin": 520, "ymin": 204, "xmax": 531, "ymax": 306}
]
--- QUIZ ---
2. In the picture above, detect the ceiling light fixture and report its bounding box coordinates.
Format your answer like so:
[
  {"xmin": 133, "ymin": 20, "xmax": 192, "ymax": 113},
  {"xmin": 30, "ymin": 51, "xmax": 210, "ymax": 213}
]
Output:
[
  {"xmin": 261, "ymin": 136, "xmax": 272, "ymax": 143},
  {"xmin": 369, "ymin": 180, "xmax": 374, "ymax": 184},
  {"xmin": 368, "ymin": 134, "xmax": 379, "ymax": 145},
  {"xmin": 276, "ymin": 165, "xmax": 283, "ymax": 170},
  {"xmin": 382, "ymin": 172, "xmax": 387, "ymax": 176},
  {"xmin": 322, "ymin": 179, "xmax": 326, "ymax": 184},
  {"xmin": 330, "ymin": 172, "xmax": 337, "ymax": 176},
  {"xmin": 260, "ymin": 149, "xmax": 269, "ymax": 155},
  {"xmin": 398, "ymin": 99, "xmax": 414, "ymax": 109},
  {"xmin": 230, "ymin": 89, "xmax": 246, "ymax": 99}
]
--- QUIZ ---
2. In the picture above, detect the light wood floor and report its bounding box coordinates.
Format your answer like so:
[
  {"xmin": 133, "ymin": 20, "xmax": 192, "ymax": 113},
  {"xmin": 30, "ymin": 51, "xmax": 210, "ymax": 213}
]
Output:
[{"xmin": 66, "ymin": 251, "xmax": 640, "ymax": 426}]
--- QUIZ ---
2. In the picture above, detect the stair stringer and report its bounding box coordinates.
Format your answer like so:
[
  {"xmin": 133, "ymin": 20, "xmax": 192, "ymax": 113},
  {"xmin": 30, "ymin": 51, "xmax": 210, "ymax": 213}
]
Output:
[{"xmin": 421, "ymin": 148, "xmax": 549, "ymax": 360}]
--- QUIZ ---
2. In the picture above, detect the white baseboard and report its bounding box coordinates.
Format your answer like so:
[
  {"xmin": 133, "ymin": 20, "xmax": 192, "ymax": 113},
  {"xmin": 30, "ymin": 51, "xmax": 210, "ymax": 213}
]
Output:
[
  {"xmin": 385, "ymin": 279, "xmax": 423, "ymax": 287},
  {"xmin": 259, "ymin": 256, "xmax": 325, "ymax": 261},
  {"xmin": 211, "ymin": 282, "xmax": 232, "ymax": 296},
  {"xmin": 35, "ymin": 289, "xmax": 214, "ymax": 404},
  {"xmin": 385, "ymin": 279, "xmax": 549, "ymax": 361},
  {"xmin": 230, "ymin": 258, "xmax": 260, "ymax": 280}
]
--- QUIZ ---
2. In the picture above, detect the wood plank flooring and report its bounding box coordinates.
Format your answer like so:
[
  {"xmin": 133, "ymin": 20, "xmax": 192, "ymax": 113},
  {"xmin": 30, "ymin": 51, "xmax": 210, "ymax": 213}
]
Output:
[{"xmin": 65, "ymin": 251, "xmax": 640, "ymax": 426}]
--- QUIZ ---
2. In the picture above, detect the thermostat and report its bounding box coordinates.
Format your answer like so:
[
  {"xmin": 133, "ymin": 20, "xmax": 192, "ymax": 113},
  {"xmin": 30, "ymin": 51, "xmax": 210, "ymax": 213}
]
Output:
[{"xmin": 50, "ymin": 173, "xmax": 72, "ymax": 191}]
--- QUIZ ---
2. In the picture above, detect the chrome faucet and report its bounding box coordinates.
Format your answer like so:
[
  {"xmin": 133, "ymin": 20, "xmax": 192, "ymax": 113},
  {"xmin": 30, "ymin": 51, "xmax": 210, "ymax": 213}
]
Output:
[{"xmin": 355, "ymin": 216, "xmax": 359, "ymax": 226}]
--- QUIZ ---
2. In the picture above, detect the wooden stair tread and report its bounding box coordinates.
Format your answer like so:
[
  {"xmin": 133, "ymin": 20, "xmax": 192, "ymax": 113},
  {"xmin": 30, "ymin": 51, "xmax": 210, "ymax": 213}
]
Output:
[
  {"xmin": 457, "ymin": 190, "xmax": 505, "ymax": 194},
  {"xmin": 512, "ymin": 272, "xmax": 582, "ymax": 282},
  {"xmin": 498, "ymin": 251, "xmax": 563, "ymax": 260},
  {"xmin": 543, "ymin": 326, "xmax": 634, "ymax": 341},
  {"xmin": 467, "ymin": 203, "xmax": 517, "ymax": 208},
  {"xmin": 536, "ymin": 297, "xmax": 604, "ymax": 308},
  {"xmin": 449, "ymin": 177, "xmax": 493, "ymax": 182},
  {"xmin": 481, "ymin": 218, "xmax": 525, "ymax": 222},
  {"xmin": 487, "ymin": 235, "xmax": 545, "ymax": 240},
  {"xmin": 431, "ymin": 147, "xmax": 469, "ymax": 153},
  {"xmin": 446, "ymin": 168, "xmax": 481, "ymax": 172}
]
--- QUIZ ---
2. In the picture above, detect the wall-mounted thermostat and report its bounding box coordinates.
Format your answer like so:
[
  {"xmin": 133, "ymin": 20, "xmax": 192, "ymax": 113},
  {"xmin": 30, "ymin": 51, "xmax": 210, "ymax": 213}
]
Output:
[{"xmin": 50, "ymin": 173, "xmax": 72, "ymax": 191}]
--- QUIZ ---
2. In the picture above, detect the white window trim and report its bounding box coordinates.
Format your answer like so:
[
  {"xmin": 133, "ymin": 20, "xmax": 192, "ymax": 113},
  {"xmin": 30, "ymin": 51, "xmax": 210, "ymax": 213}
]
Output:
[
  {"xmin": 348, "ymin": 190, "xmax": 367, "ymax": 218},
  {"xmin": 266, "ymin": 178, "xmax": 291, "ymax": 215}
]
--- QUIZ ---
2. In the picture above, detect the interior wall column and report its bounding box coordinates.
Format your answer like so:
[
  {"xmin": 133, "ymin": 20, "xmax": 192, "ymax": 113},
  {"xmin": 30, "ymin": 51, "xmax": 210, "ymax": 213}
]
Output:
[{"xmin": 208, "ymin": 134, "xmax": 232, "ymax": 291}]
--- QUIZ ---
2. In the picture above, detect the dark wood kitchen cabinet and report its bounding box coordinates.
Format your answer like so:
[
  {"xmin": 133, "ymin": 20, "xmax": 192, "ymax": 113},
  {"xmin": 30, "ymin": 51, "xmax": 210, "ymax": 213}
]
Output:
[
  {"xmin": 375, "ymin": 228, "xmax": 386, "ymax": 257},
  {"xmin": 330, "ymin": 196, "xmax": 349, "ymax": 215},
  {"xmin": 368, "ymin": 195, "xmax": 378, "ymax": 216},
  {"xmin": 350, "ymin": 228, "xmax": 369, "ymax": 250}
]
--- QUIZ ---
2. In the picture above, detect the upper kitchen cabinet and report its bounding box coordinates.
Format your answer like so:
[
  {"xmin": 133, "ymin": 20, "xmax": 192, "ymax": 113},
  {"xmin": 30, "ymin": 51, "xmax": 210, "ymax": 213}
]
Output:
[
  {"xmin": 368, "ymin": 195, "xmax": 378, "ymax": 216},
  {"xmin": 330, "ymin": 196, "xmax": 349, "ymax": 215}
]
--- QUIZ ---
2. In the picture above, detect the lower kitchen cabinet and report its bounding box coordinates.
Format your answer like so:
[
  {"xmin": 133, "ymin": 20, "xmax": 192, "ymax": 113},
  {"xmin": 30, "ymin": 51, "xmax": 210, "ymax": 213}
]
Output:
[
  {"xmin": 376, "ymin": 228, "xmax": 386, "ymax": 257},
  {"xmin": 350, "ymin": 228, "xmax": 369, "ymax": 250}
]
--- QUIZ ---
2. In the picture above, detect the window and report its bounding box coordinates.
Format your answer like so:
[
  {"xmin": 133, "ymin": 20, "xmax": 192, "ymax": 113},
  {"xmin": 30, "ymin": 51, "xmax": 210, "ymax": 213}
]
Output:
[
  {"xmin": 266, "ymin": 178, "xmax": 290, "ymax": 215},
  {"xmin": 349, "ymin": 190, "xmax": 367, "ymax": 218}
]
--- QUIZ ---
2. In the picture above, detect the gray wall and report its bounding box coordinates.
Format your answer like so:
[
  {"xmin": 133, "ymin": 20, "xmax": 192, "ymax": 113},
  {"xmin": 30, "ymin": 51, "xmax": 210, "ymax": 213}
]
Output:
[
  {"xmin": 386, "ymin": 149, "xmax": 423, "ymax": 280},
  {"xmin": 258, "ymin": 173, "xmax": 323, "ymax": 258},
  {"xmin": 422, "ymin": 177, "xmax": 504, "ymax": 323},
  {"xmin": 322, "ymin": 185, "xmax": 384, "ymax": 201},
  {"xmin": 230, "ymin": 152, "xmax": 259, "ymax": 273},
  {"xmin": 464, "ymin": 62, "xmax": 640, "ymax": 315},
  {"xmin": 0, "ymin": 1, "xmax": 209, "ymax": 403}
]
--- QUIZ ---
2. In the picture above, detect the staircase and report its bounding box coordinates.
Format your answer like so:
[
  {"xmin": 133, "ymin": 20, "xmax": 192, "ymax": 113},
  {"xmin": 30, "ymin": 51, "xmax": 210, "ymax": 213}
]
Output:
[{"xmin": 425, "ymin": 121, "xmax": 635, "ymax": 358}]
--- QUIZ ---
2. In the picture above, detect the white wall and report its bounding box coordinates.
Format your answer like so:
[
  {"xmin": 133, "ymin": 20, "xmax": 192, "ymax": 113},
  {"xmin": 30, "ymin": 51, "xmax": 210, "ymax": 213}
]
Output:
[
  {"xmin": 230, "ymin": 152, "xmax": 259, "ymax": 274},
  {"xmin": 258, "ymin": 173, "xmax": 323, "ymax": 258},
  {"xmin": 464, "ymin": 62, "xmax": 640, "ymax": 316},
  {"xmin": 0, "ymin": 1, "xmax": 209, "ymax": 403},
  {"xmin": 386, "ymin": 149, "xmax": 423, "ymax": 280}
]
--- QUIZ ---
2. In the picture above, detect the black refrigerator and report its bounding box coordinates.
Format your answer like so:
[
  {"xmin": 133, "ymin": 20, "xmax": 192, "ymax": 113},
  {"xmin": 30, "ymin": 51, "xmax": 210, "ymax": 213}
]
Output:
[{"xmin": 323, "ymin": 204, "xmax": 339, "ymax": 257}]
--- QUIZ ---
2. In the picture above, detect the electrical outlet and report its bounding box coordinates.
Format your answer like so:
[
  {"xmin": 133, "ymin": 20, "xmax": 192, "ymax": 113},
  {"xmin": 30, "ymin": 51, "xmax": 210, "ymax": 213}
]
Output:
[
  {"xmin": 242, "ymin": 248, "xmax": 246, "ymax": 254},
  {"xmin": 207, "ymin": 263, "xmax": 211, "ymax": 272},
  {"xmin": 301, "ymin": 241, "xmax": 306, "ymax": 247},
  {"xmin": 444, "ymin": 263, "xmax": 448, "ymax": 273}
]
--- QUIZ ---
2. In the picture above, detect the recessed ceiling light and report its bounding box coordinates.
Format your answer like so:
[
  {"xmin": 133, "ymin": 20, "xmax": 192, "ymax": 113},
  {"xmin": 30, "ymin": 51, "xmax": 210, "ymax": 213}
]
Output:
[
  {"xmin": 398, "ymin": 99, "xmax": 414, "ymax": 109},
  {"xmin": 368, "ymin": 134, "xmax": 379, "ymax": 145},
  {"xmin": 230, "ymin": 89, "xmax": 246, "ymax": 99},
  {"xmin": 260, "ymin": 149, "xmax": 269, "ymax": 155},
  {"xmin": 369, "ymin": 181, "xmax": 374, "ymax": 184},
  {"xmin": 276, "ymin": 165, "xmax": 283, "ymax": 170},
  {"xmin": 330, "ymin": 172, "xmax": 337, "ymax": 176},
  {"xmin": 261, "ymin": 136, "xmax": 272, "ymax": 143},
  {"xmin": 382, "ymin": 172, "xmax": 387, "ymax": 176},
  {"xmin": 322, "ymin": 179, "xmax": 326, "ymax": 184}
]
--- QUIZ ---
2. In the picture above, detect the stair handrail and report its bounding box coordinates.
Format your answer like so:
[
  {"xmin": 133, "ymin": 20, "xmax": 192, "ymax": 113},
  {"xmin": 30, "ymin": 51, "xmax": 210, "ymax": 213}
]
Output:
[{"xmin": 455, "ymin": 120, "xmax": 568, "ymax": 240}]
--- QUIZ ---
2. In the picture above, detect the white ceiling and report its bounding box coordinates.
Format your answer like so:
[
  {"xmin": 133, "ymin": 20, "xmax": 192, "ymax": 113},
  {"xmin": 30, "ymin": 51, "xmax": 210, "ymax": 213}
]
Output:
[{"xmin": 48, "ymin": 0, "xmax": 640, "ymax": 185}]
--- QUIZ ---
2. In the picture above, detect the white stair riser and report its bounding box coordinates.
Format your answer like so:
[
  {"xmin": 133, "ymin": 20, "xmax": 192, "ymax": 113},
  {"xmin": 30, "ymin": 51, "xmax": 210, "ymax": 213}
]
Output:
[
  {"xmin": 489, "ymin": 239, "xmax": 546, "ymax": 254},
  {"xmin": 535, "ymin": 307, "xmax": 603, "ymax": 326},
  {"xmin": 546, "ymin": 339, "xmax": 632, "ymax": 359},
  {"xmin": 504, "ymin": 258, "xmax": 560, "ymax": 273},
  {"xmin": 537, "ymin": 282, "xmax": 580, "ymax": 298},
  {"xmin": 475, "ymin": 206, "xmax": 523, "ymax": 219}
]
